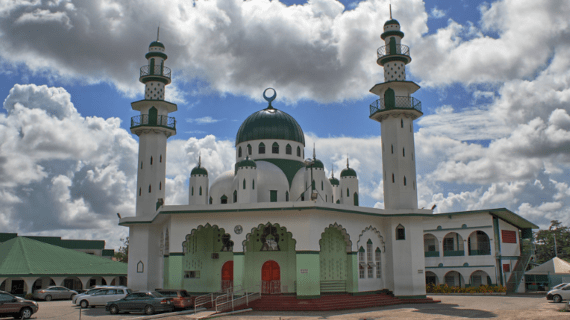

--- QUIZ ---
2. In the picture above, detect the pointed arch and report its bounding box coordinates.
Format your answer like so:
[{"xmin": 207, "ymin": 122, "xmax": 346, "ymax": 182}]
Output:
[
  {"xmin": 149, "ymin": 106, "xmax": 158, "ymax": 125},
  {"xmin": 297, "ymin": 146, "xmax": 301, "ymax": 157},
  {"xmin": 384, "ymin": 88, "xmax": 395, "ymax": 109},
  {"xmin": 259, "ymin": 142, "xmax": 265, "ymax": 154},
  {"xmin": 286, "ymin": 144, "xmax": 292, "ymax": 155},
  {"xmin": 272, "ymin": 142, "xmax": 279, "ymax": 154},
  {"xmin": 353, "ymin": 192, "xmax": 359, "ymax": 206},
  {"xmin": 238, "ymin": 146, "xmax": 242, "ymax": 158},
  {"xmin": 242, "ymin": 222, "xmax": 296, "ymax": 252},
  {"xmin": 199, "ymin": 186, "xmax": 203, "ymax": 195}
]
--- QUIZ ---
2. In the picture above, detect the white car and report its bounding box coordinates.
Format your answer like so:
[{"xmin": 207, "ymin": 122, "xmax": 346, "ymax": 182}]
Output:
[
  {"xmin": 547, "ymin": 284, "xmax": 570, "ymax": 303},
  {"xmin": 76, "ymin": 287, "xmax": 132, "ymax": 308},
  {"xmin": 72, "ymin": 287, "xmax": 110, "ymax": 304}
]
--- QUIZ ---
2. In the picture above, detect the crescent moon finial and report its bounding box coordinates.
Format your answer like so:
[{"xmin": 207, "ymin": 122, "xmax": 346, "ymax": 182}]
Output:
[{"xmin": 263, "ymin": 88, "xmax": 277, "ymax": 109}]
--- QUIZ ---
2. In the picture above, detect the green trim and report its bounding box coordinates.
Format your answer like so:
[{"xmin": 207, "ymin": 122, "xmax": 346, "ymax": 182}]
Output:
[
  {"xmin": 497, "ymin": 256, "xmax": 520, "ymax": 260},
  {"xmin": 381, "ymin": 30, "xmax": 405, "ymax": 40},
  {"xmin": 424, "ymin": 225, "xmax": 492, "ymax": 232},
  {"xmin": 296, "ymin": 251, "xmax": 320, "ymax": 255},
  {"xmin": 377, "ymin": 56, "xmax": 410, "ymax": 66},
  {"xmin": 296, "ymin": 295, "xmax": 321, "ymax": 299},
  {"xmin": 169, "ymin": 252, "xmax": 184, "ymax": 256},
  {"xmin": 426, "ymin": 265, "xmax": 494, "ymax": 269},
  {"xmin": 445, "ymin": 208, "xmax": 538, "ymax": 229},
  {"xmin": 163, "ymin": 255, "xmax": 169, "ymax": 258},
  {"xmin": 424, "ymin": 251, "xmax": 440, "ymax": 257},
  {"xmin": 347, "ymin": 252, "xmax": 358, "ymax": 255},
  {"xmin": 234, "ymin": 252, "xmax": 244, "ymax": 256},
  {"xmin": 140, "ymin": 76, "xmax": 169, "ymax": 84},
  {"xmin": 395, "ymin": 295, "xmax": 427, "ymax": 299},
  {"xmin": 145, "ymin": 51, "xmax": 167, "ymax": 60}
]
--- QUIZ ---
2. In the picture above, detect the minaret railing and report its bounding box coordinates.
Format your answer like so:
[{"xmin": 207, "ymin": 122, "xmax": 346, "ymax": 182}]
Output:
[
  {"xmin": 369, "ymin": 96, "xmax": 421, "ymax": 116},
  {"xmin": 377, "ymin": 44, "xmax": 410, "ymax": 58},
  {"xmin": 131, "ymin": 114, "xmax": 176, "ymax": 130},
  {"xmin": 140, "ymin": 65, "xmax": 172, "ymax": 79}
]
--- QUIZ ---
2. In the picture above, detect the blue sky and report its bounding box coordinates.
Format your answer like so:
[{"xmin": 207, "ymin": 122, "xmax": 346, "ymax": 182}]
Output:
[{"xmin": 1, "ymin": 0, "xmax": 570, "ymax": 249}]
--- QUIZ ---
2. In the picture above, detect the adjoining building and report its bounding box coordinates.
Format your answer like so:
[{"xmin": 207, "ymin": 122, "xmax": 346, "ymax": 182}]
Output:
[
  {"xmin": 0, "ymin": 236, "xmax": 127, "ymax": 295},
  {"xmin": 524, "ymin": 257, "xmax": 570, "ymax": 291},
  {"xmin": 0, "ymin": 233, "xmax": 115, "ymax": 259},
  {"xmin": 120, "ymin": 14, "xmax": 539, "ymax": 299}
]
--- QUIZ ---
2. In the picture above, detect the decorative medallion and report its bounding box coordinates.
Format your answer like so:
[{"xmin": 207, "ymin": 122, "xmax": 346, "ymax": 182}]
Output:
[{"xmin": 234, "ymin": 225, "xmax": 243, "ymax": 234}]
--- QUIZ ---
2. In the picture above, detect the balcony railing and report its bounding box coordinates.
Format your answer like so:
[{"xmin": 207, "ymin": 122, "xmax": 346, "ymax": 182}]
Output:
[
  {"xmin": 369, "ymin": 96, "xmax": 422, "ymax": 116},
  {"xmin": 140, "ymin": 65, "xmax": 172, "ymax": 79},
  {"xmin": 443, "ymin": 250, "xmax": 465, "ymax": 257},
  {"xmin": 469, "ymin": 249, "xmax": 491, "ymax": 256},
  {"xmin": 425, "ymin": 251, "xmax": 440, "ymax": 258},
  {"xmin": 377, "ymin": 44, "xmax": 410, "ymax": 59},
  {"xmin": 131, "ymin": 114, "xmax": 176, "ymax": 130}
]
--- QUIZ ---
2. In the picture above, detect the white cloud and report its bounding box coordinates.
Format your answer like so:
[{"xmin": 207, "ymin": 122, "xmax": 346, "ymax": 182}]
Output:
[
  {"xmin": 430, "ymin": 7, "xmax": 446, "ymax": 19},
  {"xmin": 186, "ymin": 116, "xmax": 223, "ymax": 124}
]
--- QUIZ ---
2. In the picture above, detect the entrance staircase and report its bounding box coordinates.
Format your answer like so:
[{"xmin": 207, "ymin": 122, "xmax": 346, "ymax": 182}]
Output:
[
  {"xmin": 248, "ymin": 292, "xmax": 438, "ymax": 311},
  {"xmin": 506, "ymin": 241, "xmax": 536, "ymax": 293}
]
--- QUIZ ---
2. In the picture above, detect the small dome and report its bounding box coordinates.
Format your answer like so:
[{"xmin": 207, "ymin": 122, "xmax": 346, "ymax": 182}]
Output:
[
  {"xmin": 384, "ymin": 19, "xmax": 400, "ymax": 27},
  {"xmin": 329, "ymin": 177, "xmax": 340, "ymax": 186},
  {"xmin": 237, "ymin": 157, "xmax": 257, "ymax": 169},
  {"xmin": 149, "ymin": 41, "xmax": 165, "ymax": 48},
  {"xmin": 191, "ymin": 166, "xmax": 208, "ymax": 176},
  {"xmin": 340, "ymin": 167, "xmax": 357, "ymax": 178},
  {"xmin": 312, "ymin": 159, "xmax": 324, "ymax": 169},
  {"xmin": 236, "ymin": 107, "xmax": 305, "ymax": 146}
]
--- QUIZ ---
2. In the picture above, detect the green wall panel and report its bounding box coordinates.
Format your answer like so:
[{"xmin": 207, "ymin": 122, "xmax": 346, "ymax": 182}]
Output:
[
  {"xmin": 233, "ymin": 254, "xmax": 245, "ymax": 289},
  {"xmin": 346, "ymin": 253, "xmax": 359, "ymax": 293},
  {"xmin": 167, "ymin": 255, "xmax": 183, "ymax": 289},
  {"xmin": 296, "ymin": 252, "xmax": 320, "ymax": 297}
]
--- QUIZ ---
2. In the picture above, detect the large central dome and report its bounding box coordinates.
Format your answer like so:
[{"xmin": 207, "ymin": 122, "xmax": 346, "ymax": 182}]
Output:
[{"xmin": 235, "ymin": 107, "xmax": 305, "ymax": 146}]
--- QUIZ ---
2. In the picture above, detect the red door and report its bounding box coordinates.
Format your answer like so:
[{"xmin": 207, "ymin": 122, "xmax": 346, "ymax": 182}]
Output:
[
  {"xmin": 221, "ymin": 261, "xmax": 233, "ymax": 292},
  {"xmin": 261, "ymin": 260, "xmax": 280, "ymax": 294}
]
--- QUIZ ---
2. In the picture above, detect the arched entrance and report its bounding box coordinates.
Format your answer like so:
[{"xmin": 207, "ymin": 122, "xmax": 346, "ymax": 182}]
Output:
[
  {"xmin": 221, "ymin": 261, "xmax": 234, "ymax": 291},
  {"xmin": 261, "ymin": 260, "xmax": 280, "ymax": 294}
]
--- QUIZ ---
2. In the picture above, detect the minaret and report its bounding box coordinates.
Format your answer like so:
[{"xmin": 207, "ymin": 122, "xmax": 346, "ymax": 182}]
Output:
[
  {"xmin": 189, "ymin": 155, "xmax": 209, "ymax": 205},
  {"xmin": 329, "ymin": 166, "xmax": 340, "ymax": 204},
  {"xmin": 369, "ymin": 13, "xmax": 421, "ymax": 210},
  {"xmin": 340, "ymin": 157, "xmax": 359, "ymax": 206},
  {"xmin": 131, "ymin": 32, "xmax": 177, "ymax": 217}
]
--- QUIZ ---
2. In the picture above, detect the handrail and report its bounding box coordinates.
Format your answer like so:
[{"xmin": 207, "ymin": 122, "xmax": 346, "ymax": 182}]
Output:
[
  {"xmin": 506, "ymin": 243, "xmax": 535, "ymax": 292},
  {"xmin": 370, "ymin": 96, "xmax": 422, "ymax": 116},
  {"xmin": 377, "ymin": 44, "xmax": 410, "ymax": 59},
  {"xmin": 140, "ymin": 65, "xmax": 172, "ymax": 79},
  {"xmin": 215, "ymin": 285, "xmax": 261, "ymax": 313},
  {"xmin": 194, "ymin": 286, "xmax": 234, "ymax": 314},
  {"xmin": 131, "ymin": 114, "xmax": 176, "ymax": 130}
]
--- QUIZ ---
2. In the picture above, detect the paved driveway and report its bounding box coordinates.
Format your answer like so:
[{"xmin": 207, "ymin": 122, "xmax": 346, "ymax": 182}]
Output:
[{"xmin": 26, "ymin": 294, "xmax": 567, "ymax": 320}]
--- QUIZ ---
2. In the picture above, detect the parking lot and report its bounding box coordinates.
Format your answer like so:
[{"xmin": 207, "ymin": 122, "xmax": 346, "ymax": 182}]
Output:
[{"xmin": 24, "ymin": 294, "xmax": 567, "ymax": 320}]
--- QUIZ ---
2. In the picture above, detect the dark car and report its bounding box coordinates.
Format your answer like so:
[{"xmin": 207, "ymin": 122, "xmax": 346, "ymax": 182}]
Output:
[
  {"xmin": 0, "ymin": 290, "xmax": 39, "ymax": 319},
  {"xmin": 156, "ymin": 290, "xmax": 192, "ymax": 309},
  {"xmin": 105, "ymin": 291, "xmax": 173, "ymax": 315}
]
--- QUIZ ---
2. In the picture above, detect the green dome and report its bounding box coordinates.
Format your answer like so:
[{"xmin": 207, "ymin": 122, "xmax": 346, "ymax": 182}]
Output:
[
  {"xmin": 340, "ymin": 167, "xmax": 357, "ymax": 178},
  {"xmin": 237, "ymin": 157, "xmax": 257, "ymax": 168},
  {"xmin": 191, "ymin": 166, "xmax": 208, "ymax": 176},
  {"xmin": 236, "ymin": 107, "xmax": 305, "ymax": 146},
  {"xmin": 149, "ymin": 41, "xmax": 165, "ymax": 48},
  {"xmin": 384, "ymin": 19, "xmax": 400, "ymax": 26},
  {"xmin": 312, "ymin": 159, "xmax": 324, "ymax": 169},
  {"xmin": 329, "ymin": 177, "xmax": 339, "ymax": 186}
]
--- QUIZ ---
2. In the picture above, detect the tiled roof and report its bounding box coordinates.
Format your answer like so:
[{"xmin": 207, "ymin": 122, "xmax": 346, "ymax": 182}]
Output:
[
  {"xmin": 0, "ymin": 233, "xmax": 105, "ymax": 250},
  {"xmin": 0, "ymin": 237, "xmax": 126, "ymax": 277}
]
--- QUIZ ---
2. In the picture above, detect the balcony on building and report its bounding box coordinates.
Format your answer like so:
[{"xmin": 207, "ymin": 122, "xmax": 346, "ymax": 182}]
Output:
[
  {"xmin": 131, "ymin": 114, "xmax": 176, "ymax": 131},
  {"xmin": 140, "ymin": 65, "xmax": 172, "ymax": 84},
  {"xmin": 369, "ymin": 96, "xmax": 421, "ymax": 118},
  {"xmin": 376, "ymin": 44, "xmax": 411, "ymax": 66}
]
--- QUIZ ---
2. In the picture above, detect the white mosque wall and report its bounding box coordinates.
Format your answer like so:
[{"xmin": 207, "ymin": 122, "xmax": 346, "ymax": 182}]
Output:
[
  {"xmin": 136, "ymin": 133, "xmax": 167, "ymax": 217},
  {"xmin": 189, "ymin": 174, "xmax": 208, "ymax": 205}
]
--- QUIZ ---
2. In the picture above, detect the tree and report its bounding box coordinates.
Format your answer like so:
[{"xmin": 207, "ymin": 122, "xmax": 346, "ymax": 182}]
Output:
[
  {"xmin": 114, "ymin": 237, "xmax": 129, "ymax": 263},
  {"xmin": 534, "ymin": 220, "xmax": 570, "ymax": 264}
]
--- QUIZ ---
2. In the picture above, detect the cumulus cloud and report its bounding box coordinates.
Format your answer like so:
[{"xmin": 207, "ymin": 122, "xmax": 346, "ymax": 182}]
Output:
[
  {"xmin": 429, "ymin": 7, "xmax": 446, "ymax": 19},
  {"xmin": 186, "ymin": 116, "xmax": 223, "ymax": 124}
]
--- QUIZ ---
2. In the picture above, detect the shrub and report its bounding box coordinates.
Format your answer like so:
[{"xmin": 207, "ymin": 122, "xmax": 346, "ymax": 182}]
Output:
[{"xmin": 426, "ymin": 284, "xmax": 506, "ymax": 294}]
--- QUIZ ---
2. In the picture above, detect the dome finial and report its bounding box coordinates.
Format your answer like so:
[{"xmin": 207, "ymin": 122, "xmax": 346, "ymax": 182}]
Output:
[
  {"xmin": 157, "ymin": 24, "xmax": 160, "ymax": 41},
  {"xmin": 389, "ymin": 3, "xmax": 392, "ymax": 19},
  {"xmin": 347, "ymin": 155, "xmax": 350, "ymax": 168},
  {"xmin": 198, "ymin": 153, "xmax": 201, "ymax": 167},
  {"xmin": 331, "ymin": 165, "xmax": 334, "ymax": 178},
  {"xmin": 263, "ymin": 88, "xmax": 277, "ymax": 109},
  {"xmin": 313, "ymin": 143, "xmax": 316, "ymax": 159}
]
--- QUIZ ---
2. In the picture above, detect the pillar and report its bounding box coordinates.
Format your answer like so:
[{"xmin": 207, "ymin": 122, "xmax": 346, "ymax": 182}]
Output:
[
  {"xmin": 295, "ymin": 251, "xmax": 320, "ymax": 299},
  {"xmin": 233, "ymin": 253, "xmax": 245, "ymax": 289}
]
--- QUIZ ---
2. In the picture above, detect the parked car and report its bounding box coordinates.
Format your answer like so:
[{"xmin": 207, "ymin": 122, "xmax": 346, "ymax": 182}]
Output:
[
  {"xmin": 105, "ymin": 291, "xmax": 174, "ymax": 315},
  {"xmin": 546, "ymin": 283, "xmax": 570, "ymax": 303},
  {"xmin": 0, "ymin": 290, "xmax": 39, "ymax": 319},
  {"xmin": 77, "ymin": 287, "xmax": 132, "ymax": 308},
  {"xmin": 156, "ymin": 289, "xmax": 193, "ymax": 309},
  {"xmin": 72, "ymin": 286, "xmax": 120, "ymax": 304},
  {"xmin": 551, "ymin": 283, "xmax": 569, "ymax": 291},
  {"xmin": 32, "ymin": 286, "xmax": 77, "ymax": 301}
]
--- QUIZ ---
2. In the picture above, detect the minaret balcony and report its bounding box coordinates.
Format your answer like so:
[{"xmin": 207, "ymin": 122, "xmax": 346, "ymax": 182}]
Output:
[
  {"xmin": 131, "ymin": 114, "xmax": 176, "ymax": 130},
  {"xmin": 369, "ymin": 96, "xmax": 421, "ymax": 117},
  {"xmin": 140, "ymin": 65, "xmax": 172, "ymax": 84},
  {"xmin": 377, "ymin": 44, "xmax": 411, "ymax": 66}
]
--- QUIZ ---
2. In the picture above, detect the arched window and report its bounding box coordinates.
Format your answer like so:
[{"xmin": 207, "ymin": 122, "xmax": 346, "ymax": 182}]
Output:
[
  {"xmin": 391, "ymin": 144, "xmax": 394, "ymax": 154},
  {"xmin": 137, "ymin": 261, "xmax": 144, "ymax": 273},
  {"xmin": 403, "ymin": 148, "xmax": 405, "ymax": 157},
  {"xmin": 221, "ymin": 195, "xmax": 228, "ymax": 204},
  {"xmin": 286, "ymin": 191, "xmax": 289, "ymax": 201},
  {"xmin": 321, "ymin": 181, "xmax": 324, "ymax": 190},
  {"xmin": 149, "ymin": 185, "xmax": 152, "ymax": 193},
  {"xmin": 396, "ymin": 224, "xmax": 405, "ymax": 240},
  {"xmin": 252, "ymin": 180, "xmax": 255, "ymax": 190},
  {"xmin": 354, "ymin": 192, "xmax": 359, "ymax": 206},
  {"xmin": 160, "ymin": 154, "xmax": 162, "ymax": 163},
  {"xmin": 401, "ymin": 119, "xmax": 404, "ymax": 128},
  {"xmin": 384, "ymin": 88, "xmax": 395, "ymax": 109},
  {"xmin": 159, "ymin": 182, "xmax": 162, "ymax": 190},
  {"xmin": 367, "ymin": 239, "xmax": 373, "ymax": 261},
  {"xmin": 243, "ymin": 179, "xmax": 246, "ymax": 189},
  {"xmin": 358, "ymin": 246, "xmax": 365, "ymax": 262},
  {"xmin": 209, "ymin": 197, "xmax": 213, "ymax": 204},
  {"xmin": 272, "ymin": 142, "xmax": 279, "ymax": 154},
  {"xmin": 404, "ymin": 176, "xmax": 407, "ymax": 186},
  {"xmin": 199, "ymin": 186, "xmax": 202, "ymax": 195},
  {"xmin": 392, "ymin": 174, "xmax": 395, "ymax": 183},
  {"xmin": 297, "ymin": 146, "xmax": 301, "ymax": 157},
  {"xmin": 139, "ymin": 188, "xmax": 141, "ymax": 196},
  {"xmin": 286, "ymin": 144, "xmax": 292, "ymax": 155},
  {"xmin": 140, "ymin": 162, "xmax": 143, "ymax": 169},
  {"xmin": 233, "ymin": 190, "xmax": 237, "ymax": 203},
  {"xmin": 238, "ymin": 147, "xmax": 242, "ymax": 158},
  {"xmin": 191, "ymin": 187, "xmax": 194, "ymax": 196},
  {"xmin": 247, "ymin": 144, "xmax": 252, "ymax": 155},
  {"xmin": 347, "ymin": 188, "xmax": 350, "ymax": 197},
  {"xmin": 149, "ymin": 107, "xmax": 157, "ymax": 125},
  {"xmin": 259, "ymin": 142, "xmax": 265, "ymax": 154},
  {"xmin": 375, "ymin": 248, "xmax": 382, "ymax": 278},
  {"xmin": 326, "ymin": 195, "xmax": 328, "ymax": 202},
  {"xmin": 150, "ymin": 156, "xmax": 153, "ymax": 165}
]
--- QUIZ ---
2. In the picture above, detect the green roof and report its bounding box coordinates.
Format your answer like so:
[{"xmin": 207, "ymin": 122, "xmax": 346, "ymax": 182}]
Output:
[
  {"xmin": 0, "ymin": 233, "xmax": 104, "ymax": 250},
  {"xmin": 329, "ymin": 177, "xmax": 339, "ymax": 186},
  {"xmin": 237, "ymin": 157, "xmax": 257, "ymax": 168},
  {"xmin": 191, "ymin": 166, "xmax": 208, "ymax": 176},
  {"xmin": 311, "ymin": 159, "xmax": 324, "ymax": 169},
  {"xmin": 0, "ymin": 237, "xmax": 127, "ymax": 277},
  {"xmin": 236, "ymin": 107, "xmax": 305, "ymax": 145},
  {"xmin": 341, "ymin": 167, "xmax": 357, "ymax": 178},
  {"xmin": 149, "ymin": 41, "xmax": 164, "ymax": 48},
  {"xmin": 384, "ymin": 19, "xmax": 400, "ymax": 26}
]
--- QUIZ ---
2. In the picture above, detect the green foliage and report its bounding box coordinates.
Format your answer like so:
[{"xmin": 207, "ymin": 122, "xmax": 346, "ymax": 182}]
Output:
[
  {"xmin": 114, "ymin": 237, "xmax": 129, "ymax": 263},
  {"xmin": 534, "ymin": 220, "xmax": 570, "ymax": 265},
  {"xmin": 426, "ymin": 283, "xmax": 506, "ymax": 294}
]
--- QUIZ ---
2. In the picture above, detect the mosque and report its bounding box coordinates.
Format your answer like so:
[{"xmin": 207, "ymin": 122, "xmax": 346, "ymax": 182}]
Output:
[{"xmin": 120, "ymin": 15, "xmax": 538, "ymax": 299}]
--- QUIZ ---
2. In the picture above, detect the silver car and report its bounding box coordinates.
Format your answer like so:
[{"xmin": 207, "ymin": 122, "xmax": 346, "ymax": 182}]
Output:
[
  {"xmin": 77, "ymin": 288, "xmax": 132, "ymax": 308},
  {"xmin": 72, "ymin": 287, "xmax": 109, "ymax": 304},
  {"xmin": 32, "ymin": 286, "xmax": 77, "ymax": 301}
]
